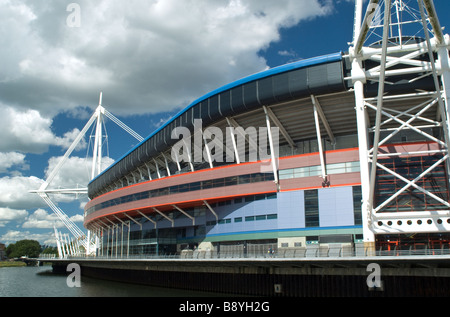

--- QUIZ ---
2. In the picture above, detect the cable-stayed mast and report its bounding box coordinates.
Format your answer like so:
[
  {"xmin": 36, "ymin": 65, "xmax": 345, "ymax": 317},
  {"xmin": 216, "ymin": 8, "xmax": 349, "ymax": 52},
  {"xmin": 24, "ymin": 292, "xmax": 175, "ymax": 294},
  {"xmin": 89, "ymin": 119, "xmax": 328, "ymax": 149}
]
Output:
[
  {"xmin": 31, "ymin": 93, "xmax": 144, "ymax": 257},
  {"xmin": 350, "ymin": 0, "xmax": 450, "ymax": 252}
]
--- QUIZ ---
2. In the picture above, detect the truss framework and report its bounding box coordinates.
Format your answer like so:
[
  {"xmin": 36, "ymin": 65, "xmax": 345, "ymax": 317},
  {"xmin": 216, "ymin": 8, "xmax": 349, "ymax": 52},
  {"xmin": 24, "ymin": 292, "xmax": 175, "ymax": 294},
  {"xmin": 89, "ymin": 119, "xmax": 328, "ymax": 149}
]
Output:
[
  {"xmin": 31, "ymin": 93, "xmax": 143, "ymax": 257},
  {"xmin": 350, "ymin": 0, "xmax": 450, "ymax": 246}
]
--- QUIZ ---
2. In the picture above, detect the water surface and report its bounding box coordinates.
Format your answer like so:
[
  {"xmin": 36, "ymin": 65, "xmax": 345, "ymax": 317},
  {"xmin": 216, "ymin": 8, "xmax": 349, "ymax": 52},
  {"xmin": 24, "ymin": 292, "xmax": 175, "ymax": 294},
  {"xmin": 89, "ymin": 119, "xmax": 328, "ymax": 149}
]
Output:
[{"xmin": 0, "ymin": 265, "xmax": 222, "ymax": 297}]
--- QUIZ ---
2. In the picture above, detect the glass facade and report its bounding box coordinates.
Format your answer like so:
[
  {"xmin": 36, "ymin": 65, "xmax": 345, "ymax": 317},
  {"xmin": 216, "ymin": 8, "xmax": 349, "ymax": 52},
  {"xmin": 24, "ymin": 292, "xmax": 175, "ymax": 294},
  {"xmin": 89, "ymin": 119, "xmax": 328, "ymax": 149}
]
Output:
[
  {"xmin": 352, "ymin": 186, "xmax": 362, "ymax": 225},
  {"xmin": 86, "ymin": 172, "xmax": 275, "ymax": 216},
  {"xmin": 279, "ymin": 161, "xmax": 360, "ymax": 180},
  {"xmin": 95, "ymin": 184, "xmax": 364, "ymax": 257},
  {"xmin": 375, "ymin": 155, "xmax": 449, "ymax": 212},
  {"xmin": 304, "ymin": 189, "xmax": 319, "ymax": 227}
]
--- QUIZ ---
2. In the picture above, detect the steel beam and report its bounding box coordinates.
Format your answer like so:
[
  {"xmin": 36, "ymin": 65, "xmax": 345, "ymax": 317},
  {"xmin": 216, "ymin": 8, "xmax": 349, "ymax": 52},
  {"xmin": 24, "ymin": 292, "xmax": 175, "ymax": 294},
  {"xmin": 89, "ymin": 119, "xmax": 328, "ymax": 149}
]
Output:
[
  {"xmin": 368, "ymin": 0, "xmax": 391, "ymax": 210},
  {"xmin": 354, "ymin": 0, "xmax": 380, "ymax": 54},
  {"xmin": 172, "ymin": 204, "xmax": 195, "ymax": 225},
  {"xmin": 137, "ymin": 210, "xmax": 157, "ymax": 228},
  {"xmin": 153, "ymin": 207, "xmax": 174, "ymax": 227},
  {"xmin": 263, "ymin": 106, "xmax": 280, "ymax": 190},
  {"xmin": 123, "ymin": 212, "xmax": 142, "ymax": 230},
  {"xmin": 311, "ymin": 100, "xmax": 327, "ymax": 183},
  {"xmin": 153, "ymin": 159, "xmax": 161, "ymax": 179},
  {"xmin": 352, "ymin": 1, "xmax": 375, "ymax": 246},
  {"xmin": 162, "ymin": 153, "xmax": 171, "ymax": 176},
  {"xmin": 226, "ymin": 117, "xmax": 241, "ymax": 164},
  {"xmin": 203, "ymin": 200, "xmax": 218, "ymax": 221},
  {"xmin": 263, "ymin": 105, "xmax": 296, "ymax": 148},
  {"xmin": 311, "ymin": 95, "xmax": 335, "ymax": 145}
]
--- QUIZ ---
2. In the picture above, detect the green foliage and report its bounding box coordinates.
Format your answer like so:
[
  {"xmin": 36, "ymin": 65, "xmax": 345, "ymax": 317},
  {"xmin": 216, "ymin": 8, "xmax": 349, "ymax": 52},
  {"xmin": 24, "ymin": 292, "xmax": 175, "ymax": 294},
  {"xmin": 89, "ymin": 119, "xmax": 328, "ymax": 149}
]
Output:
[
  {"xmin": 0, "ymin": 261, "xmax": 26, "ymax": 267},
  {"xmin": 41, "ymin": 246, "xmax": 58, "ymax": 255},
  {"xmin": 5, "ymin": 240, "xmax": 41, "ymax": 258}
]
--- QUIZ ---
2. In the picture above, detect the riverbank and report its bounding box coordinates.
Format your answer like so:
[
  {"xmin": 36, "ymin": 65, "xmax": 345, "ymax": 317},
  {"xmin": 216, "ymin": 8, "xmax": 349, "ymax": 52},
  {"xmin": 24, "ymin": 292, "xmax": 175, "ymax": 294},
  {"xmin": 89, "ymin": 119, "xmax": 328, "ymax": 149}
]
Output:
[{"xmin": 0, "ymin": 261, "xmax": 26, "ymax": 268}]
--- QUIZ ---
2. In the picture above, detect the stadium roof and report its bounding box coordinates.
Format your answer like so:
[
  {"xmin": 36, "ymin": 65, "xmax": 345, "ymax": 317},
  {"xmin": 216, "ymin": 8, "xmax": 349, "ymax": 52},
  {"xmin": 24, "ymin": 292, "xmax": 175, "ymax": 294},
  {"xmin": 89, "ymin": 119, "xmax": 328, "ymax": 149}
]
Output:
[{"xmin": 88, "ymin": 52, "xmax": 349, "ymax": 196}]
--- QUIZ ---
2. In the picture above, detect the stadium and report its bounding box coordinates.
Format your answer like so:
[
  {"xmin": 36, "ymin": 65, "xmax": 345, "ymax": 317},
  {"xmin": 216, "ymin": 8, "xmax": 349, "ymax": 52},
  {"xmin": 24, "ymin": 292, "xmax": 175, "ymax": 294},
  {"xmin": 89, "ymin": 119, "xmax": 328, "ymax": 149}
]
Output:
[{"xmin": 82, "ymin": 0, "xmax": 450, "ymax": 259}]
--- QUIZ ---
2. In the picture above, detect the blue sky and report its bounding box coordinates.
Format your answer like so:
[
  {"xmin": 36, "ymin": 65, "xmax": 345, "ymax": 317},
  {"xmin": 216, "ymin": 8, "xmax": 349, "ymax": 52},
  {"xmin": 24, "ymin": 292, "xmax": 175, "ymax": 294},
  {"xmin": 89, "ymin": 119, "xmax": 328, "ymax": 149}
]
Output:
[{"xmin": 0, "ymin": 0, "xmax": 449, "ymax": 246}]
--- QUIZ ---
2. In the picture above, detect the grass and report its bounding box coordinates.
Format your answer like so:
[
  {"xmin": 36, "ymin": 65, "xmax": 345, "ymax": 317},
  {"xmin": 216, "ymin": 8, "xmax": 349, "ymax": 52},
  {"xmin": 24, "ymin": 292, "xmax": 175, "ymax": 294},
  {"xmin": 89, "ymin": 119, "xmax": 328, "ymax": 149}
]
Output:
[{"xmin": 0, "ymin": 261, "xmax": 27, "ymax": 267}]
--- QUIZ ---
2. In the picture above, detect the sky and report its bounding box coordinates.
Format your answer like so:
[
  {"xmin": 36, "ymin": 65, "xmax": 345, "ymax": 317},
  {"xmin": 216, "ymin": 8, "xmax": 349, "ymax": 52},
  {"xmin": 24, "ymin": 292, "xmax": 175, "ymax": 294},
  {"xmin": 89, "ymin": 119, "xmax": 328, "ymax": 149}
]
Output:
[{"xmin": 0, "ymin": 0, "xmax": 449, "ymax": 246}]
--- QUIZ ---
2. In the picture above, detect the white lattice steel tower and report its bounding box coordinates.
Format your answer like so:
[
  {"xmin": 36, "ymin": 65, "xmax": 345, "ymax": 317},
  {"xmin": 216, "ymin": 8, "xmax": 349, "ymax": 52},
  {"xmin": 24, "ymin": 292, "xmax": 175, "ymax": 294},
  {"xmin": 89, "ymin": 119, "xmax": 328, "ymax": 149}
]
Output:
[{"xmin": 349, "ymin": 0, "xmax": 450, "ymax": 251}]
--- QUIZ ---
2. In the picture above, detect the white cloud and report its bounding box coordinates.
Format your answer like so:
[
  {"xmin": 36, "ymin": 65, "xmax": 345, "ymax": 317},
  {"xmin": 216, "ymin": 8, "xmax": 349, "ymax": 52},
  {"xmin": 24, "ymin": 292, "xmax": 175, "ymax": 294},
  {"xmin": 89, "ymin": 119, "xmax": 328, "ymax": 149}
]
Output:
[
  {"xmin": 0, "ymin": 155, "xmax": 113, "ymax": 220},
  {"xmin": 52, "ymin": 128, "xmax": 87, "ymax": 151},
  {"xmin": 0, "ymin": 104, "xmax": 86, "ymax": 154},
  {"xmin": 0, "ymin": 0, "xmax": 333, "ymax": 117},
  {"xmin": 44, "ymin": 155, "xmax": 115, "ymax": 190},
  {"xmin": 0, "ymin": 152, "xmax": 28, "ymax": 174},
  {"xmin": 0, "ymin": 175, "xmax": 45, "ymax": 210},
  {"xmin": 22, "ymin": 208, "xmax": 83, "ymax": 229},
  {"xmin": 0, "ymin": 0, "xmax": 336, "ymax": 246},
  {"xmin": 22, "ymin": 208, "xmax": 57, "ymax": 229},
  {"xmin": 0, "ymin": 207, "xmax": 28, "ymax": 227},
  {"xmin": 1, "ymin": 229, "xmax": 56, "ymax": 246},
  {"xmin": 0, "ymin": 105, "xmax": 55, "ymax": 153},
  {"xmin": 70, "ymin": 214, "xmax": 84, "ymax": 223}
]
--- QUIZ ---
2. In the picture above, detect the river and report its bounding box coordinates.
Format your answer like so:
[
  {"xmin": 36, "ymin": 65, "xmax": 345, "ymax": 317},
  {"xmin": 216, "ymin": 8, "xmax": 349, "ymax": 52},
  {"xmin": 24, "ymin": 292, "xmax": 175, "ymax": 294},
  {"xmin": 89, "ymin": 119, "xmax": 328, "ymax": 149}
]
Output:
[{"xmin": 0, "ymin": 265, "xmax": 223, "ymax": 297}]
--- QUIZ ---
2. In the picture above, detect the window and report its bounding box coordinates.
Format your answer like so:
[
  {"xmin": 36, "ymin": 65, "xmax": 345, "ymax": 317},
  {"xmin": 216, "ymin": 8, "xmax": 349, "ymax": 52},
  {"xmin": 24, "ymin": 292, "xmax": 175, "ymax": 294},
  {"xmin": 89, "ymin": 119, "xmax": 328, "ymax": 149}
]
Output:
[
  {"xmin": 279, "ymin": 169, "xmax": 294, "ymax": 179},
  {"xmin": 293, "ymin": 167, "xmax": 309, "ymax": 178},
  {"xmin": 245, "ymin": 196, "xmax": 254, "ymax": 202},
  {"xmin": 278, "ymin": 161, "xmax": 361, "ymax": 180},
  {"xmin": 327, "ymin": 162, "xmax": 346, "ymax": 174},
  {"xmin": 202, "ymin": 180, "xmax": 213, "ymax": 189},
  {"xmin": 308, "ymin": 165, "xmax": 322, "ymax": 177},
  {"xmin": 87, "ymin": 172, "xmax": 278, "ymax": 216},
  {"xmin": 254, "ymin": 194, "xmax": 266, "ymax": 201},
  {"xmin": 238, "ymin": 174, "xmax": 251, "ymax": 184},
  {"xmin": 304, "ymin": 189, "xmax": 319, "ymax": 227},
  {"xmin": 225, "ymin": 176, "xmax": 238, "ymax": 186},
  {"xmin": 190, "ymin": 182, "xmax": 201, "ymax": 191},
  {"xmin": 353, "ymin": 186, "xmax": 362, "ymax": 225}
]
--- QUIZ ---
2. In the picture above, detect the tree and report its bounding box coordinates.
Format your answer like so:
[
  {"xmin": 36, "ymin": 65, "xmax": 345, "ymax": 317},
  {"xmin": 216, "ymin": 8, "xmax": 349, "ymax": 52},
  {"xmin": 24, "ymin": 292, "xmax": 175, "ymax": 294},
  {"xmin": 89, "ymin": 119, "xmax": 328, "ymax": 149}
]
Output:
[
  {"xmin": 41, "ymin": 246, "xmax": 57, "ymax": 255},
  {"xmin": 5, "ymin": 240, "xmax": 41, "ymax": 258}
]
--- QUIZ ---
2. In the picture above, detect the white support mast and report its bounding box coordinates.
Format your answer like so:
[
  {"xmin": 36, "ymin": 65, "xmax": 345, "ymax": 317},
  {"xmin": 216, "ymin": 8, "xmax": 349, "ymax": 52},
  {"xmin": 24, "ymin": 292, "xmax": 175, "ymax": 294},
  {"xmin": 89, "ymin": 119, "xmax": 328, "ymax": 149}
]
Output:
[
  {"xmin": 349, "ymin": 0, "xmax": 450, "ymax": 251},
  {"xmin": 91, "ymin": 93, "xmax": 103, "ymax": 179},
  {"xmin": 31, "ymin": 93, "xmax": 144, "ymax": 257}
]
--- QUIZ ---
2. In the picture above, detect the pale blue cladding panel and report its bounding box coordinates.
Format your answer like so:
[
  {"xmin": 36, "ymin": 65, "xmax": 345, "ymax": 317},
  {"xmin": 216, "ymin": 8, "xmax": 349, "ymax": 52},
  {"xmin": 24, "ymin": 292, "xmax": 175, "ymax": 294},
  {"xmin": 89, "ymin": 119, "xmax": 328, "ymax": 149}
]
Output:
[
  {"xmin": 318, "ymin": 186, "xmax": 354, "ymax": 227},
  {"xmin": 205, "ymin": 195, "xmax": 278, "ymax": 235},
  {"xmin": 277, "ymin": 190, "xmax": 305, "ymax": 229}
]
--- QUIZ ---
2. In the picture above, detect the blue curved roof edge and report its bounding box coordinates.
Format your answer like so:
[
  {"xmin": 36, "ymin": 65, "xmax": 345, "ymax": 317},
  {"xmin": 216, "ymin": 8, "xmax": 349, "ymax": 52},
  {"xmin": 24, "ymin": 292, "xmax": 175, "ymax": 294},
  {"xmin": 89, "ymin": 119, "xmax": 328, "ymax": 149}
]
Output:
[{"xmin": 90, "ymin": 52, "xmax": 343, "ymax": 185}]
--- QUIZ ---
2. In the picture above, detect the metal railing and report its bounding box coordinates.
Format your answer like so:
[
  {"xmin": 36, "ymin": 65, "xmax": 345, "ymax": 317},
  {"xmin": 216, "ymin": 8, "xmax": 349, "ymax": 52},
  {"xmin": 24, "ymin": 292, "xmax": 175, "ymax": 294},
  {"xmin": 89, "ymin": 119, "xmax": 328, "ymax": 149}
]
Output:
[{"xmin": 46, "ymin": 245, "xmax": 450, "ymax": 260}]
